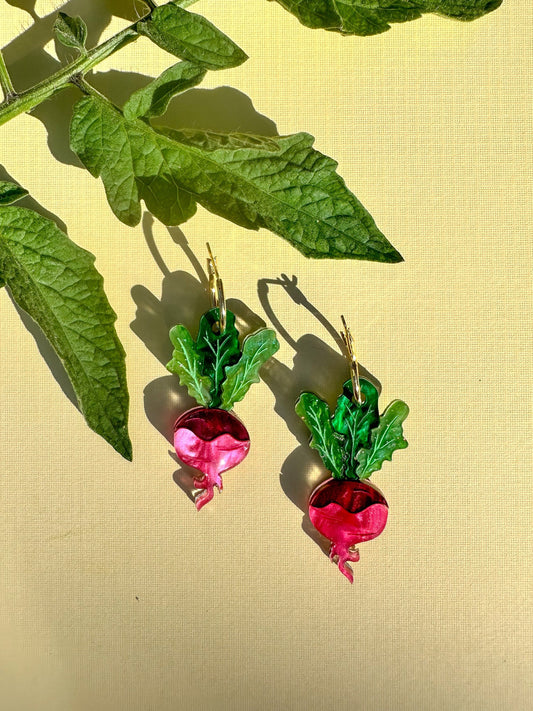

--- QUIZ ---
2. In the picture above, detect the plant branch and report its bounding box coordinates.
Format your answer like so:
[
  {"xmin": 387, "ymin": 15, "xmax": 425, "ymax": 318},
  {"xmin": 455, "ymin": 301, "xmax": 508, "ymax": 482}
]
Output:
[
  {"xmin": 0, "ymin": 49, "xmax": 16, "ymax": 102},
  {"xmin": 0, "ymin": 0, "xmax": 200, "ymax": 127}
]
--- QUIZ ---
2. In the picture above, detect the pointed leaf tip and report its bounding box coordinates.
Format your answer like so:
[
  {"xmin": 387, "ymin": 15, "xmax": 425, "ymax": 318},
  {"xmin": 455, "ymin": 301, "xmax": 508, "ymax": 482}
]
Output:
[{"xmin": 0, "ymin": 205, "xmax": 131, "ymax": 459}]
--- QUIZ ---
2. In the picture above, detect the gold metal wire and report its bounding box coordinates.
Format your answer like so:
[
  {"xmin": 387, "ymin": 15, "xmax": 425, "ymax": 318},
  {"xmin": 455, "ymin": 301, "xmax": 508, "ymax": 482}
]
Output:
[
  {"xmin": 206, "ymin": 242, "xmax": 226, "ymax": 333},
  {"xmin": 340, "ymin": 315, "xmax": 365, "ymax": 405}
]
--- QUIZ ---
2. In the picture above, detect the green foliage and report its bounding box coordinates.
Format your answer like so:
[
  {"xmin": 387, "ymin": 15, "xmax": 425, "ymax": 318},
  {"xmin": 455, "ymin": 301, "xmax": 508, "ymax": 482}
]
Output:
[
  {"xmin": 331, "ymin": 379, "xmax": 380, "ymax": 479},
  {"xmin": 53, "ymin": 12, "xmax": 88, "ymax": 53},
  {"xmin": 0, "ymin": 180, "xmax": 28, "ymax": 206},
  {"xmin": 137, "ymin": 3, "xmax": 248, "ymax": 70},
  {"xmin": 167, "ymin": 324, "xmax": 212, "ymax": 406},
  {"xmin": 0, "ymin": 0, "xmax": 492, "ymax": 455},
  {"xmin": 357, "ymin": 399, "xmax": 409, "ymax": 478},
  {"xmin": 195, "ymin": 309, "xmax": 241, "ymax": 407},
  {"xmin": 273, "ymin": 0, "xmax": 502, "ymax": 36},
  {"xmin": 123, "ymin": 61, "xmax": 206, "ymax": 120},
  {"xmin": 70, "ymin": 95, "xmax": 401, "ymax": 261},
  {"xmin": 221, "ymin": 329, "xmax": 280, "ymax": 410},
  {"xmin": 296, "ymin": 379, "xmax": 408, "ymax": 479},
  {"xmin": 167, "ymin": 308, "xmax": 279, "ymax": 409},
  {"xmin": 0, "ymin": 202, "xmax": 131, "ymax": 459},
  {"xmin": 295, "ymin": 392, "xmax": 345, "ymax": 477}
]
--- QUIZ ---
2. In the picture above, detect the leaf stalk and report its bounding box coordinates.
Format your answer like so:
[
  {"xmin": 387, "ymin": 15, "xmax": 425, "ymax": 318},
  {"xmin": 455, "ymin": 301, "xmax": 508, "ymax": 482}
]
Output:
[{"xmin": 0, "ymin": 0, "xmax": 200, "ymax": 127}]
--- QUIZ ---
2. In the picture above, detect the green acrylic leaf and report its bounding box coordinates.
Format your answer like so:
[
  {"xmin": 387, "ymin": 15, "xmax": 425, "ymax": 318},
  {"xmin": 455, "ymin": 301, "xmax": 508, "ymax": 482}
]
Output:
[
  {"xmin": 53, "ymin": 12, "xmax": 88, "ymax": 53},
  {"xmin": 137, "ymin": 3, "xmax": 248, "ymax": 71},
  {"xmin": 220, "ymin": 328, "xmax": 280, "ymax": 410},
  {"xmin": 195, "ymin": 308, "xmax": 241, "ymax": 407},
  {"xmin": 0, "ymin": 205, "xmax": 131, "ymax": 459},
  {"xmin": 295, "ymin": 392, "xmax": 344, "ymax": 477},
  {"xmin": 331, "ymin": 378, "xmax": 380, "ymax": 479},
  {"xmin": 70, "ymin": 95, "xmax": 402, "ymax": 262},
  {"xmin": 166, "ymin": 323, "xmax": 212, "ymax": 406},
  {"xmin": 123, "ymin": 61, "xmax": 207, "ymax": 120},
  {"xmin": 273, "ymin": 0, "xmax": 502, "ymax": 36},
  {"xmin": 0, "ymin": 180, "xmax": 28, "ymax": 206},
  {"xmin": 356, "ymin": 399, "xmax": 409, "ymax": 479}
]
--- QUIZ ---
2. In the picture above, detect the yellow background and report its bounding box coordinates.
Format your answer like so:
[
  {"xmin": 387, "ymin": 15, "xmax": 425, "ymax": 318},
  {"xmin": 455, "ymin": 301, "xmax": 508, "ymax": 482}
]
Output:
[{"xmin": 0, "ymin": 1, "xmax": 531, "ymax": 709}]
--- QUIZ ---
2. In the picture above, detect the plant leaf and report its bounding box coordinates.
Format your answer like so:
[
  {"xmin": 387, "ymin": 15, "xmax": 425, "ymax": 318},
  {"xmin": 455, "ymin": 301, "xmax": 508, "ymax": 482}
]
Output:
[
  {"xmin": 137, "ymin": 3, "xmax": 248, "ymax": 70},
  {"xmin": 194, "ymin": 308, "xmax": 241, "ymax": 407},
  {"xmin": 356, "ymin": 399, "xmax": 409, "ymax": 478},
  {"xmin": 123, "ymin": 61, "xmax": 207, "ymax": 120},
  {"xmin": 166, "ymin": 323, "xmax": 212, "ymax": 406},
  {"xmin": 70, "ymin": 95, "xmax": 402, "ymax": 261},
  {"xmin": 0, "ymin": 180, "xmax": 29, "ymax": 205},
  {"xmin": 220, "ymin": 328, "xmax": 280, "ymax": 410},
  {"xmin": 70, "ymin": 96, "xmax": 196, "ymax": 226},
  {"xmin": 273, "ymin": 0, "xmax": 502, "ymax": 36},
  {"xmin": 295, "ymin": 392, "xmax": 344, "ymax": 477},
  {"xmin": 331, "ymin": 378, "xmax": 380, "ymax": 479},
  {"xmin": 0, "ymin": 205, "xmax": 131, "ymax": 459},
  {"xmin": 53, "ymin": 12, "xmax": 88, "ymax": 53}
]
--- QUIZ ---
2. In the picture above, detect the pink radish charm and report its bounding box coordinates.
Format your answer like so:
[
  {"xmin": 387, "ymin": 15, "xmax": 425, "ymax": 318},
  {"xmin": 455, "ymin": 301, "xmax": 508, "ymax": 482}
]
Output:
[
  {"xmin": 295, "ymin": 318, "xmax": 408, "ymax": 582},
  {"xmin": 173, "ymin": 407, "xmax": 250, "ymax": 510},
  {"xmin": 309, "ymin": 478, "xmax": 388, "ymax": 582},
  {"xmin": 165, "ymin": 247, "xmax": 280, "ymax": 509}
]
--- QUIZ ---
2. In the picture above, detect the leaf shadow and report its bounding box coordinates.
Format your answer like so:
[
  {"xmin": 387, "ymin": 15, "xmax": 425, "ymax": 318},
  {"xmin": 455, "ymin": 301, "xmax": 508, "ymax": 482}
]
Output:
[
  {"xmin": 2, "ymin": 0, "xmax": 151, "ymax": 165},
  {"xmin": 257, "ymin": 274, "xmax": 382, "ymax": 559},
  {"xmin": 0, "ymin": 165, "xmax": 77, "ymax": 409},
  {"xmin": 4, "ymin": 0, "xmax": 278, "ymax": 168},
  {"xmin": 130, "ymin": 214, "xmax": 267, "ymax": 504}
]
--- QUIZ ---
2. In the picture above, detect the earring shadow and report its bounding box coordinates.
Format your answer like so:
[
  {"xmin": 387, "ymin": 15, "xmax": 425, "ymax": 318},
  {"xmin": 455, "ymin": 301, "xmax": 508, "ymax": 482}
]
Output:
[
  {"xmin": 257, "ymin": 275, "xmax": 382, "ymax": 560},
  {"xmin": 130, "ymin": 217, "xmax": 267, "ymax": 504}
]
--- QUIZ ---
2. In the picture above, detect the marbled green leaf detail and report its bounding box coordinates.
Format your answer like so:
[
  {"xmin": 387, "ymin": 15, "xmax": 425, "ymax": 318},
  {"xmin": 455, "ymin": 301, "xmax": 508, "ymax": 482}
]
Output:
[
  {"xmin": 331, "ymin": 378, "xmax": 380, "ymax": 479},
  {"xmin": 295, "ymin": 392, "xmax": 344, "ymax": 477},
  {"xmin": 0, "ymin": 206, "xmax": 131, "ymax": 459},
  {"xmin": 221, "ymin": 328, "xmax": 280, "ymax": 410},
  {"xmin": 166, "ymin": 324, "xmax": 212, "ymax": 406},
  {"xmin": 195, "ymin": 308, "xmax": 241, "ymax": 407},
  {"xmin": 357, "ymin": 399, "xmax": 409, "ymax": 478},
  {"xmin": 273, "ymin": 0, "xmax": 502, "ymax": 36},
  {"xmin": 0, "ymin": 180, "xmax": 28, "ymax": 206},
  {"xmin": 53, "ymin": 12, "xmax": 88, "ymax": 53},
  {"xmin": 137, "ymin": 3, "xmax": 248, "ymax": 70},
  {"xmin": 70, "ymin": 95, "xmax": 401, "ymax": 261},
  {"xmin": 123, "ymin": 61, "xmax": 207, "ymax": 120}
]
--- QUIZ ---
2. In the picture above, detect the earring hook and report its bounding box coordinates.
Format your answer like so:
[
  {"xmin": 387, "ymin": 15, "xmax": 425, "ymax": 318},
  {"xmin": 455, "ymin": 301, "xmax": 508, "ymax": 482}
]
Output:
[
  {"xmin": 340, "ymin": 315, "xmax": 365, "ymax": 405},
  {"xmin": 206, "ymin": 242, "xmax": 226, "ymax": 333}
]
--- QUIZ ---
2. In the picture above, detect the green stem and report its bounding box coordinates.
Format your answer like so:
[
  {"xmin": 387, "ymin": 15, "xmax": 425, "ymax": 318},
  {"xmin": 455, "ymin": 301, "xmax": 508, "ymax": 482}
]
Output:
[
  {"xmin": 0, "ymin": 49, "xmax": 16, "ymax": 102},
  {"xmin": 0, "ymin": 0, "xmax": 200, "ymax": 127}
]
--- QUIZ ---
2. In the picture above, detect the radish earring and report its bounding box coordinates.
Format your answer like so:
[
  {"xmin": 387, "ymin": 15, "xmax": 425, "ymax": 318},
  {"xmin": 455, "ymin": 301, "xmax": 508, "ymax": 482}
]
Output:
[
  {"xmin": 166, "ymin": 244, "xmax": 280, "ymax": 510},
  {"xmin": 295, "ymin": 317, "xmax": 409, "ymax": 582}
]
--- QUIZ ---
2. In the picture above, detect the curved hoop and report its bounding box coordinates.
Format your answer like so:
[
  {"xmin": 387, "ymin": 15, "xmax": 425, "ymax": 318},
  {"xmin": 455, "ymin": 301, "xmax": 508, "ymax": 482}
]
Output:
[
  {"xmin": 340, "ymin": 315, "xmax": 365, "ymax": 405},
  {"xmin": 206, "ymin": 243, "xmax": 227, "ymax": 333}
]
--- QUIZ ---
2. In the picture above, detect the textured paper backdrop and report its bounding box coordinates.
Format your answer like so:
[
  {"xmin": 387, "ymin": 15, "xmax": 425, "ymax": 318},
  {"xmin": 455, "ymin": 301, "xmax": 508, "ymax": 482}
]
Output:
[{"xmin": 0, "ymin": 1, "xmax": 531, "ymax": 710}]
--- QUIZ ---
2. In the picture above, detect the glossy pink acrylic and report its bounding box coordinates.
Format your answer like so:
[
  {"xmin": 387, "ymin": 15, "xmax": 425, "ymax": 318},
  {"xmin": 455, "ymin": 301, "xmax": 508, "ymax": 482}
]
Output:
[
  {"xmin": 173, "ymin": 406, "xmax": 250, "ymax": 510},
  {"xmin": 308, "ymin": 478, "xmax": 388, "ymax": 582}
]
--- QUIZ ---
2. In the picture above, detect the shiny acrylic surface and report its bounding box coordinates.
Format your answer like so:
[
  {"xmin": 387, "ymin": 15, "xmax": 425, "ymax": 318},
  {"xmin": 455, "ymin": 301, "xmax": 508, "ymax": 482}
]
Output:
[
  {"xmin": 309, "ymin": 478, "xmax": 388, "ymax": 582},
  {"xmin": 173, "ymin": 406, "xmax": 250, "ymax": 510}
]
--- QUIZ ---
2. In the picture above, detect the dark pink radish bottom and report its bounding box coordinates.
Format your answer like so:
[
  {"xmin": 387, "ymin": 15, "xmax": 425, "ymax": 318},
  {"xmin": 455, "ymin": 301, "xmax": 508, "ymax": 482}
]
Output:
[
  {"xmin": 173, "ymin": 407, "xmax": 250, "ymax": 510},
  {"xmin": 309, "ymin": 478, "xmax": 388, "ymax": 583}
]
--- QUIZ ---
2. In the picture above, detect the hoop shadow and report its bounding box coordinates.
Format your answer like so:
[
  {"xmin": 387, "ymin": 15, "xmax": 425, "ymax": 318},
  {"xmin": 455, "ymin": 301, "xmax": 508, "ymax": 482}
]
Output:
[
  {"xmin": 257, "ymin": 274, "xmax": 382, "ymax": 558},
  {"xmin": 130, "ymin": 215, "xmax": 267, "ymax": 504}
]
